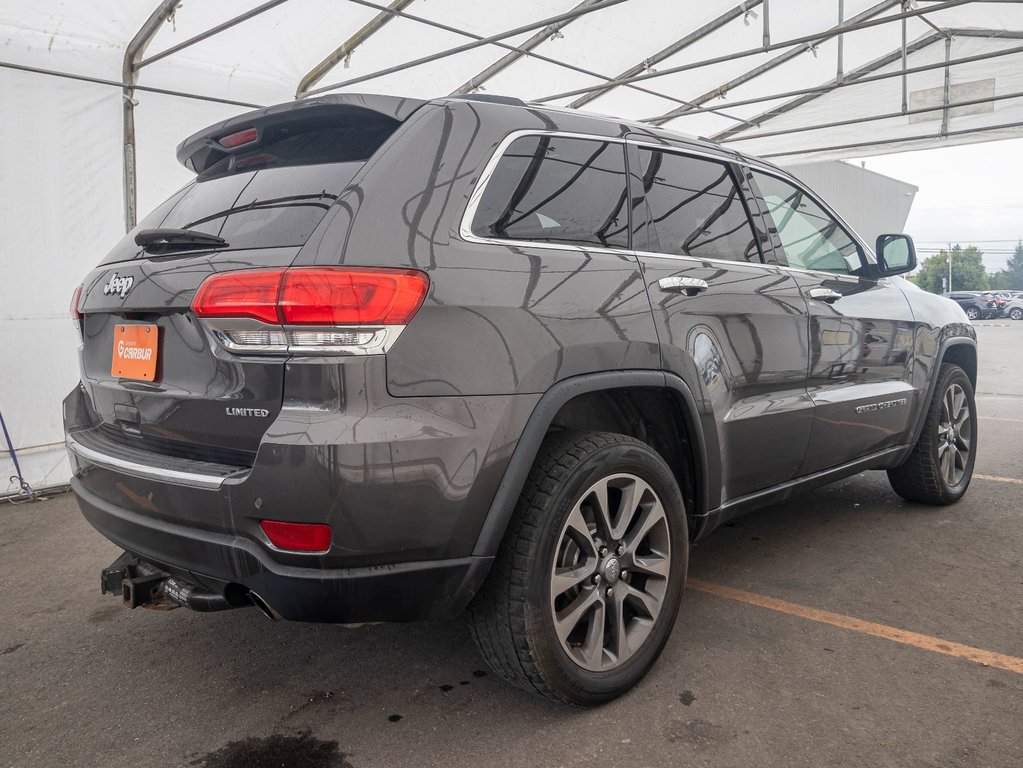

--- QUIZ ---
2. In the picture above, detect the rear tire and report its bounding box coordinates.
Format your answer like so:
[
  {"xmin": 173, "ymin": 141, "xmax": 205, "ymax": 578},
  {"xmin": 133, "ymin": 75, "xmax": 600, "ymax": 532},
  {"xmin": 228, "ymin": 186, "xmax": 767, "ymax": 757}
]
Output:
[
  {"xmin": 965, "ymin": 306, "xmax": 981, "ymax": 320},
  {"xmin": 468, "ymin": 431, "xmax": 688, "ymax": 705},
  {"xmin": 1010, "ymin": 307, "xmax": 1022, "ymax": 321},
  {"xmin": 887, "ymin": 363, "xmax": 976, "ymax": 504}
]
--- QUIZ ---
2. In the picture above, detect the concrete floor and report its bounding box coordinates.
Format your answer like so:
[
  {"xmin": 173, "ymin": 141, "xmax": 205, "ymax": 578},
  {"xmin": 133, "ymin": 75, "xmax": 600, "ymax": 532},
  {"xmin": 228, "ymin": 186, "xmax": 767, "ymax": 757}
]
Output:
[{"xmin": 2, "ymin": 324, "xmax": 1021, "ymax": 768}]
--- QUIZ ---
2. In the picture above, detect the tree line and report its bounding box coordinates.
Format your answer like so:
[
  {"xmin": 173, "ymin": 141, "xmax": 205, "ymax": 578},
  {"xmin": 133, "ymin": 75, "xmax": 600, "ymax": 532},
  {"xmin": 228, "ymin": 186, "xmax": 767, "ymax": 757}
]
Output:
[{"xmin": 910, "ymin": 241, "xmax": 1023, "ymax": 293}]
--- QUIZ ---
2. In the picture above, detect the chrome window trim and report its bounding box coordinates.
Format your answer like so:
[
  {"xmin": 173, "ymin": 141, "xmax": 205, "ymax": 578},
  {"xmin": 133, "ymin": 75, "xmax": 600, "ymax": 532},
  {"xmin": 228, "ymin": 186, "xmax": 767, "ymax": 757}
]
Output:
[
  {"xmin": 459, "ymin": 130, "xmax": 634, "ymax": 257},
  {"xmin": 65, "ymin": 433, "xmax": 236, "ymax": 490},
  {"xmin": 459, "ymin": 129, "xmax": 771, "ymax": 268}
]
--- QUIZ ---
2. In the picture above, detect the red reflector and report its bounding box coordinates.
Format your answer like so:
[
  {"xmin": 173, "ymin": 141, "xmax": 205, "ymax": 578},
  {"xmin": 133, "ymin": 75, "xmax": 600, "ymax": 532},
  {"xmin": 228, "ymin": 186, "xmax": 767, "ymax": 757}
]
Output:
[
  {"xmin": 191, "ymin": 270, "xmax": 283, "ymax": 324},
  {"xmin": 70, "ymin": 284, "xmax": 84, "ymax": 320},
  {"xmin": 218, "ymin": 127, "xmax": 258, "ymax": 148},
  {"xmin": 279, "ymin": 268, "xmax": 428, "ymax": 325},
  {"xmin": 260, "ymin": 520, "xmax": 332, "ymax": 553}
]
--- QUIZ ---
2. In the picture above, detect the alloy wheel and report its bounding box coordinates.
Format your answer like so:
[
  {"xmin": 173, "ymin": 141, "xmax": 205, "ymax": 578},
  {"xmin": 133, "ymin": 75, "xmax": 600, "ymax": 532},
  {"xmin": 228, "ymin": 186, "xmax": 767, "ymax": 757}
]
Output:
[
  {"xmin": 549, "ymin": 473, "xmax": 671, "ymax": 672},
  {"xmin": 938, "ymin": 382, "xmax": 972, "ymax": 487}
]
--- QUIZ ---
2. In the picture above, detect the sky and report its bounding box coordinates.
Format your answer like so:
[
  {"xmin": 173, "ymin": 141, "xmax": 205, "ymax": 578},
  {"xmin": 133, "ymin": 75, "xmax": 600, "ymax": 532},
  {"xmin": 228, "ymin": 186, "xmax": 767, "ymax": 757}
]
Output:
[{"xmin": 854, "ymin": 137, "xmax": 1023, "ymax": 273}]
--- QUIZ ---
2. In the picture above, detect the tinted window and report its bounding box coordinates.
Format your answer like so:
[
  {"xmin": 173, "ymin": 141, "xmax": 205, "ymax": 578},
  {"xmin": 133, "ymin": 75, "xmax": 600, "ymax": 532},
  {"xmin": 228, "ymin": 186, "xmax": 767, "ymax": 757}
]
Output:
[
  {"xmin": 752, "ymin": 171, "xmax": 862, "ymax": 274},
  {"xmin": 471, "ymin": 135, "xmax": 629, "ymax": 249},
  {"xmin": 637, "ymin": 149, "xmax": 759, "ymax": 262},
  {"xmin": 103, "ymin": 120, "xmax": 396, "ymax": 263}
]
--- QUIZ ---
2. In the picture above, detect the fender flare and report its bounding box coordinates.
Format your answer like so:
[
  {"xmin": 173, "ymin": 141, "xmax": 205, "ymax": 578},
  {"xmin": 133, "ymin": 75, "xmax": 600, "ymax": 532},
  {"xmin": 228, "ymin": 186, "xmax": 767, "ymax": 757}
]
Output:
[
  {"xmin": 471, "ymin": 370, "xmax": 711, "ymax": 558},
  {"xmin": 905, "ymin": 334, "xmax": 978, "ymax": 450}
]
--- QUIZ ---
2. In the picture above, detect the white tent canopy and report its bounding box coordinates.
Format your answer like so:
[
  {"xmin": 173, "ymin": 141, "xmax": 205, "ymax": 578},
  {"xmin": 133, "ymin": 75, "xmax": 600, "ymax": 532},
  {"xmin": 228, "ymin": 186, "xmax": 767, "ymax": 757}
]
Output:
[{"xmin": 2, "ymin": 0, "xmax": 1022, "ymax": 493}]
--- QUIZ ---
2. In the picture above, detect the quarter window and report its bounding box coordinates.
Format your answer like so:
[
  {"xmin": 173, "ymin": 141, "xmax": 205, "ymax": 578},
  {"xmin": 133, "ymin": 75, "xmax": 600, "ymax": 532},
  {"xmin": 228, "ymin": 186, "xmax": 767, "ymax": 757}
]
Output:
[
  {"xmin": 637, "ymin": 148, "xmax": 760, "ymax": 262},
  {"xmin": 752, "ymin": 171, "xmax": 862, "ymax": 274},
  {"xmin": 471, "ymin": 135, "xmax": 630, "ymax": 249}
]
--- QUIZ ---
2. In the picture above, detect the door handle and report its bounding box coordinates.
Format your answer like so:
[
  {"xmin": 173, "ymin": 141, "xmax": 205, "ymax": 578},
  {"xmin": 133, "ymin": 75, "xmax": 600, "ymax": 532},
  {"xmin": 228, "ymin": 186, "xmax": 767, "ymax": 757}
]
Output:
[
  {"xmin": 658, "ymin": 276, "xmax": 709, "ymax": 296},
  {"xmin": 808, "ymin": 287, "xmax": 843, "ymax": 303}
]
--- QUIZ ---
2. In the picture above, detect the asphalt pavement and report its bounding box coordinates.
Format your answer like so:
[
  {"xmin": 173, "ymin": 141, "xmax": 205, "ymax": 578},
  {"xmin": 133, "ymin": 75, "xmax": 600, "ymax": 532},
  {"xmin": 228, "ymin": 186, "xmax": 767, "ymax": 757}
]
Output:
[{"xmin": 2, "ymin": 323, "xmax": 1020, "ymax": 768}]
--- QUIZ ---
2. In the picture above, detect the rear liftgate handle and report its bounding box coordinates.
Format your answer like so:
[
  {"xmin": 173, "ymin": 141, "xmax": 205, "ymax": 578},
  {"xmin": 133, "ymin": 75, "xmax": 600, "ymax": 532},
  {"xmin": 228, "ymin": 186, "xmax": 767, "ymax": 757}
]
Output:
[
  {"xmin": 808, "ymin": 286, "xmax": 843, "ymax": 303},
  {"xmin": 658, "ymin": 276, "xmax": 709, "ymax": 297}
]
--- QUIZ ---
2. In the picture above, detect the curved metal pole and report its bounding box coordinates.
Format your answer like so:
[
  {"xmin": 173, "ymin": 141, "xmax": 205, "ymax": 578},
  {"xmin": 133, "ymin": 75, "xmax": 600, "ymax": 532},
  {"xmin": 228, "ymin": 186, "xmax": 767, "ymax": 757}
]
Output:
[
  {"xmin": 450, "ymin": 0, "xmax": 605, "ymax": 96},
  {"xmin": 122, "ymin": 0, "xmax": 180, "ymax": 232},
  {"xmin": 534, "ymin": 0, "xmax": 974, "ymax": 104},
  {"xmin": 297, "ymin": 0, "xmax": 416, "ymax": 98},
  {"xmin": 303, "ymin": 0, "xmax": 628, "ymax": 97}
]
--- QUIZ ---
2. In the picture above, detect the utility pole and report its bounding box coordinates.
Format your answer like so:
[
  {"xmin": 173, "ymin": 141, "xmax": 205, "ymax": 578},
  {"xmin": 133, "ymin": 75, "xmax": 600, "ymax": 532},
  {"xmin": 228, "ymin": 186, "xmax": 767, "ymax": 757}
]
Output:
[{"xmin": 948, "ymin": 242, "xmax": 953, "ymax": 293}]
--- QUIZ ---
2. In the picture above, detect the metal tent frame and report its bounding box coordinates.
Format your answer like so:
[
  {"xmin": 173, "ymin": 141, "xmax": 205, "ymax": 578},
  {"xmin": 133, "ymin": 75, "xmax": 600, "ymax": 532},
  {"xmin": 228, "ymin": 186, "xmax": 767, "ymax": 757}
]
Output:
[{"xmin": 4, "ymin": 0, "xmax": 1020, "ymax": 229}]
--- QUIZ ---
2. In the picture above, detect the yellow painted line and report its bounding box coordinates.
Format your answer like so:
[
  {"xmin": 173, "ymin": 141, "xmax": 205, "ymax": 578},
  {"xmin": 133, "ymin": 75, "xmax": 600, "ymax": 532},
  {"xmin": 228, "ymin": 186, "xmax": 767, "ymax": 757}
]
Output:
[
  {"xmin": 975, "ymin": 474, "xmax": 1023, "ymax": 485},
  {"xmin": 688, "ymin": 579, "xmax": 1023, "ymax": 675}
]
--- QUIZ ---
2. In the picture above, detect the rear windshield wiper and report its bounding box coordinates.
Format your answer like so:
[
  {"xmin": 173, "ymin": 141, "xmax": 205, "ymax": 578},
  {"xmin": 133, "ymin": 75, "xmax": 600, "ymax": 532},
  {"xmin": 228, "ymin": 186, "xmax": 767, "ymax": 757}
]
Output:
[{"xmin": 135, "ymin": 228, "xmax": 229, "ymax": 252}]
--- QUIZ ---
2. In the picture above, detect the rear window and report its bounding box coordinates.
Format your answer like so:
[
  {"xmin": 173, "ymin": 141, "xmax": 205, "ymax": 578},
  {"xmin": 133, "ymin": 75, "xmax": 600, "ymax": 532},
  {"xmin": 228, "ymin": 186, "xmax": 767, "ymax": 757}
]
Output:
[
  {"xmin": 470, "ymin": 135, "xmax": 630, "ymax": 249},
  {"xmin": 103, "ymin": 119, "xmax": 397, "ymax": 263}
]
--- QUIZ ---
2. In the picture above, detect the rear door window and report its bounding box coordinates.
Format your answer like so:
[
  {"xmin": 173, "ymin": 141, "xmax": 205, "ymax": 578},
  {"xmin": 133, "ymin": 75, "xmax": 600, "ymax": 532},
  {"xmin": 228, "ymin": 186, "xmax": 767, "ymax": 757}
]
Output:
[
  {"xmin": 470, "ymin": 135, "xmax": 630, "ymax": 249},
  {"xmin": 637, "ymin": 148, "xmax": 760, "ymax": 262}
]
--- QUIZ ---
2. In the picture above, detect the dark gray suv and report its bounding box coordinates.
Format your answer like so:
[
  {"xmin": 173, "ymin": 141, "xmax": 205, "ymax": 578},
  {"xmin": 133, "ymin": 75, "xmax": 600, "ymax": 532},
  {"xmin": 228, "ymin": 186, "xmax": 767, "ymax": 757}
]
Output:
[{"xmin": 65, "ymin": 94, "xmax": 978, "ymax": 704}]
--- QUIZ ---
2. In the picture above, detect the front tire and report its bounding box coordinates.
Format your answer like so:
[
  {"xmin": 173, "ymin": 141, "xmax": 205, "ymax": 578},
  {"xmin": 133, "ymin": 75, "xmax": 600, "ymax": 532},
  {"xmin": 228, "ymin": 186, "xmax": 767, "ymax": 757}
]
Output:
[
  {"xmin": 1010, "ymin": 307, "xmax": 1022, "ymax": 321},
  {"xmin": 469, "ymin": 431, "xmax": 688, "ymax": 705},
  {"xmin": 965, "ymin": 306, "xmax": 981, "ymax": 320},
  {"xmin": 887, "ymin": 363, "xmax": 976, "ymax": 504}
]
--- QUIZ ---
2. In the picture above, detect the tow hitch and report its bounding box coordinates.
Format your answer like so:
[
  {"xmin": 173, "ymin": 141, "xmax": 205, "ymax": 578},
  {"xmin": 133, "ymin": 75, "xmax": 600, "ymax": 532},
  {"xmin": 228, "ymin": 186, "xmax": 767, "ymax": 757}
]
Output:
[{"xmin": 101, "ymin": 551, "xmax": 240, "ymax": 612}]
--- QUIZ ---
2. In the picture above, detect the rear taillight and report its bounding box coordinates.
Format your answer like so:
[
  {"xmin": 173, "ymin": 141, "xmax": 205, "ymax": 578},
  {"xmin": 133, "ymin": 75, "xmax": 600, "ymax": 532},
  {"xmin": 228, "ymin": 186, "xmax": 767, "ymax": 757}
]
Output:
[
  {"xmin": 191, "ymin": 269, "xmax": 281, "ymax": 324},
  {"xmin": 260, "ymin": 520, "xmax": 331, "ymax": 553},
  {"xmin": 279, "ymin": 268, "xmax": 428, "ymax": 325},
  {"xmin": 191, "ymin": 267, "xmax": 428, "ymax": 355},
  {"xmin": 71, "ymin": 284, "xmax": 84, "ymax": 337},
  {"xmin": 70, "ymin": 284, "xmax": 83, "ymax": 321}
]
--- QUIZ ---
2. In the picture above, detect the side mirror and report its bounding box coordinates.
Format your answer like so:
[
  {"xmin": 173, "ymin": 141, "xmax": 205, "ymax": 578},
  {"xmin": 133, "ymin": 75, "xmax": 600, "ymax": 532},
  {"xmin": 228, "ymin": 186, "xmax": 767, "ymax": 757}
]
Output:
[{"xmin": 875, "ymin": 234, "xmax": 917, "ymax": 276}]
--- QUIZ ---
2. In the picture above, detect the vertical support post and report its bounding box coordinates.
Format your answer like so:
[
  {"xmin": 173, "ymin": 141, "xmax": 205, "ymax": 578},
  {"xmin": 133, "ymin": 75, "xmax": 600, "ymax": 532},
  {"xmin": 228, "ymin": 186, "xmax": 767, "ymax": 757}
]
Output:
[
  {"xmin": 941, "ymin": 35, "xmax": 953, "ymax": 136},
  {"xmin": 837, "ymin": 0, "xmax": 845, "ymax": 83},
  {"xmin": 901, "ymin": 16, "xmax": 908, "ymax": 113},
  {"xmin": 948, "ymin": 243, "xmax": 953, "ymax": 293},
  {"xmin": 762, "ymin": 0, "xmax": 771, "ymax": 48},
  {"xmin": 122, "ymin": 0, "xmax": 180, "ymax": 232}
]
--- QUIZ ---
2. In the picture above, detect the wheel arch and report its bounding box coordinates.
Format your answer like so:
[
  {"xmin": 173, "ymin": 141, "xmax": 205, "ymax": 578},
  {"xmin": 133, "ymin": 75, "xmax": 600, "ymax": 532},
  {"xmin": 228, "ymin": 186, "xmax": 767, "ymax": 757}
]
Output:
[
  {"xmin": 906, "ymin": 335, "xmax": 978, "ymax": 450},
  {"xmin": 471, "ymin": 371, "xmax": 713, "ymax": 558}
]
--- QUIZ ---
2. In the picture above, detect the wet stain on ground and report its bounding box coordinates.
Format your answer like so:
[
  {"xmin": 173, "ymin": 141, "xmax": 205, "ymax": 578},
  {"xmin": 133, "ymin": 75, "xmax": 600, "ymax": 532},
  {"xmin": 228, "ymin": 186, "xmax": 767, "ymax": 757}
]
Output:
[
  {"xmin": 191, "ymin": 731, "xmax": 350, "ymax": 768},
  {"xmin": 472, "ymin": 669, "xmax": 487, "ymax": 678},
  {"xmin": 388, "ymin": 714, "xmax": 402, "ymax": 722},
  {"xmin": 438, "ymin": 684, "xmax": 454, "ymax": 692},
  {"xmin": 458, "ymin": 680, "xmax": 470, "ymax": 686},
  {"xmin": 678, "ymin": 690, "xmax": 695, "ymax": 706},
  {"xmin": 987, "ymin": 679, "xmax": 1006, "ymax": 688},
  {"xmin": 2, "ymin": 643, "xmax": 25, "ymax": 655}
]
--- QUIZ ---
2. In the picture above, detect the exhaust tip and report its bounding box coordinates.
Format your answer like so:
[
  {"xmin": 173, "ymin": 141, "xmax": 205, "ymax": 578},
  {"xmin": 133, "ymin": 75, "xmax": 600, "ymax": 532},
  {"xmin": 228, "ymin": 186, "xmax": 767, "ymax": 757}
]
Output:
[{"xmin": 248, "ymin": 591, "xmax": 279, "ymax": 621}]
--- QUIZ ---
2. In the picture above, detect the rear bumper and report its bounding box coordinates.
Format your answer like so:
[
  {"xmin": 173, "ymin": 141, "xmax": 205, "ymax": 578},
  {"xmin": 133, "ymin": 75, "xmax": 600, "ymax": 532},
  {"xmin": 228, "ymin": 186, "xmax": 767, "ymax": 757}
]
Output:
[
  {"xmin": 64, "ymin": 355, "xmax": 537, "ymax": 623},
  {"xmin": 73, "ymin": 477, "xmax": 493, "ymax": 623}
]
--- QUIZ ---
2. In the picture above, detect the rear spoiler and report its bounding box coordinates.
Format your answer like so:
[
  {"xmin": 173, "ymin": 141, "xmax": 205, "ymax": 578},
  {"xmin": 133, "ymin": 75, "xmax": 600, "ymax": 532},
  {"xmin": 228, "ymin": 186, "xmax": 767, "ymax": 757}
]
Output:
[{"xmin": 176, "ymin": 94, "xmax": 428, "ymax": 174}]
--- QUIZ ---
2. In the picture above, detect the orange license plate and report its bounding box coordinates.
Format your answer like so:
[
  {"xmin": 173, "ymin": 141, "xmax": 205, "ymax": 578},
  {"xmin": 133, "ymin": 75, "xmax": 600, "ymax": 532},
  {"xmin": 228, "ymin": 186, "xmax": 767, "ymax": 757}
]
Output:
[{"xmin": 112, "ymin": 324, "xmax": 159, "ymax": 381}]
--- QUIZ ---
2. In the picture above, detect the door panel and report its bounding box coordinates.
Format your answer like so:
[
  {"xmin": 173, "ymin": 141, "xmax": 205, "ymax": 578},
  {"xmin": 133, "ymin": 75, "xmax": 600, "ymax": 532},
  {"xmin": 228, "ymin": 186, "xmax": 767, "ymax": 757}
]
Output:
[
  {"xmin": 749, "ymin": 170, "xmax": 917, "ymax": 473},
  {"xmin": 785, "ymin": 272, "xmax": 917, "ymax": 472},
  {"xmin": 631, "ymin": 146, "xmax": 812, "ymax": 505}
]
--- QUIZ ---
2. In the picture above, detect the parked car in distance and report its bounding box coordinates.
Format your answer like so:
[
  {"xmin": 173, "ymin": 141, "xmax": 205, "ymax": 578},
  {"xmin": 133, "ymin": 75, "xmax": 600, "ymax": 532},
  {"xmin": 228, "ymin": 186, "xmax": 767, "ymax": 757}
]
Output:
[
  {"xmin": 979, "ymin": 290, "xmax": 1011, "ymax": 315},
  {"xmin": 1005, "ymin": 296, "xmax": 1023, "ymax": 320},
  {"xmin": 65, "ymin": 93, "xmax": 979, "ymax": 705},
  {"xmin": 944, "ymin": 291, "xmax": 996, "ymax": 320}
]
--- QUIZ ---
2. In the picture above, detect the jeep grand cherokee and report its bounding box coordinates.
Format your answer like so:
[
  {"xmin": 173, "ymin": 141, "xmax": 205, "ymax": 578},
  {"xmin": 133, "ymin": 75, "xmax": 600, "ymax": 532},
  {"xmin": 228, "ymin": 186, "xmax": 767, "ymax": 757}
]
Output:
[{"xmin": 65, "ymin": 94, "xmax": 978, "ymax": 704}]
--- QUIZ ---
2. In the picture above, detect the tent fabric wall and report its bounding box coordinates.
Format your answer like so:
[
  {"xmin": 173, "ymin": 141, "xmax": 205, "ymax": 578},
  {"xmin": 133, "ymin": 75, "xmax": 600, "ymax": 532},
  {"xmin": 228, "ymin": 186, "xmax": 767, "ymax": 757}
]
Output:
[{"xmin": 1, "ymin": 1, "xmax": 1021, "ymax": 493}]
